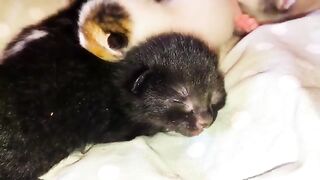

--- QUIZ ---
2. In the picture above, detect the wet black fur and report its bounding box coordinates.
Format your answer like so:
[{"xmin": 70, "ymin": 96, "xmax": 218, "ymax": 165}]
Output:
[{"xmin": 0, "ymin": 1, "xmax": 225, "ymax": 179}]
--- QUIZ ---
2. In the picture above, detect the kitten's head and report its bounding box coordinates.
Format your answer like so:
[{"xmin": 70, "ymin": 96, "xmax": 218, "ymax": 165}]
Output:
[
  {"xmin": 238, "ymin": 0, "xmax": 308, "ymax": 23},
  {"xmin": 78, "ymin": 0, "xmax": 234, "ymax": 62},
  {"xmin": 116, "ymin": 34, "xmax": 226, "ymax": 136}
]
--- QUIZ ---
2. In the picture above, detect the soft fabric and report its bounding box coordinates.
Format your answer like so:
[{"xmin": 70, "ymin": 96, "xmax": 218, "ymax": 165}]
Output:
[{"xmin": 42, "ymin": 11, "xmax": 320, "ymax": 180}]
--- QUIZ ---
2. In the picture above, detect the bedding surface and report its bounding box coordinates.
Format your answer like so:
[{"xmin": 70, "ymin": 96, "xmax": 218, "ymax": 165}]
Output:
[
  {"xmin": 0, "ymin": 0, "xmax": 68, "ymax": 52},
  {"xmin": 42, "ymin": 11, "xmax": 320, "ymax": 180}
]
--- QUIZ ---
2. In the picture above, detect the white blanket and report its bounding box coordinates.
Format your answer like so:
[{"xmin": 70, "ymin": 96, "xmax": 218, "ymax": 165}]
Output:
[{"xmin": 42, "ymin": 11, "xmax": 320, "ymax": 180}]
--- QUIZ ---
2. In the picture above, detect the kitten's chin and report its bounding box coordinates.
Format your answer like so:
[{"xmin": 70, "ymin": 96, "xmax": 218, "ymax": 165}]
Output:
[
  {"xmin": 176, "ymin": 127, "xmax": 204, "ymax": 137},
  {"xmin": 190, "ymin": 128, "xmax": 204, "ymax": 136}
]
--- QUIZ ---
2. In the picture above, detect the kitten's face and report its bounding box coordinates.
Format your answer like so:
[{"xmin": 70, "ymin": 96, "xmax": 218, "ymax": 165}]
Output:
[
  {"xmin": 238, "ymin": 0, "xmax": 287, "ymax": 23},
  {"xmin": 125, "ymin": 69, "xmax": 226, "ymax": 136},
  {"xmin": 141, "ymin": 84, "xmax": 226, "ymax": 136},
  {"xmin": 117, "ymin": 34, "xmax": 226, "ymax": 136},
  {"xmin": 238, "ymin": 0, "xmax": 318, "ymax": 23}
]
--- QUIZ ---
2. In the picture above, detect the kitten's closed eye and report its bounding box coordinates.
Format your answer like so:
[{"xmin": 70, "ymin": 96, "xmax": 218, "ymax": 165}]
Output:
[
  {"xmin": 170, "ymin": 99, "xmax": 184, "ymax": 104},
  {"xmin": 169, "ymin": 98, "xmax": 193, "ymax": 112}
]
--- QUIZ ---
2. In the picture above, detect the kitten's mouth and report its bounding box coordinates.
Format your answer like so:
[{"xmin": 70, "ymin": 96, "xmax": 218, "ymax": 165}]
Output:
[
  {"xmin": 190, "ymin": 127, "xmax": 204, "ymax": 136},
  {"xmin": 172, "ymin": 118, "xmax": 213, "ymax": 137},
  {"xmin": 175, "ymin": 126, "xmax": 205, "ymax": 137}
]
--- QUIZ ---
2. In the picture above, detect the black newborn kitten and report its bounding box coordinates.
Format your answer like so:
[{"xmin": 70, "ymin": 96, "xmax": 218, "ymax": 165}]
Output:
[
  {"xmin": 0, "ymin": 33, "xmax": 226, "ymax": 180},
  {"xmin": 0, "ymin": 1, "xmax": 226, "ymax": 179},
  {"xmin": 1, "ymin": 2, "xmax": 228, "ymax": 171}
]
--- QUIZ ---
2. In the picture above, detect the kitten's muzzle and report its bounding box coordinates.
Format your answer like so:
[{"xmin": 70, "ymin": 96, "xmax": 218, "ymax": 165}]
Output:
[{"xmin": 190, "ymin": 111, "xmax": 216, "ymax": 136}]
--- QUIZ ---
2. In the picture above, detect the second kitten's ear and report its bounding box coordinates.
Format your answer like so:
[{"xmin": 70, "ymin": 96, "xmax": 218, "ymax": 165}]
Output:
[{"xmin": 78, "ymin": 2, "xmax": 132, "ymax": 62}]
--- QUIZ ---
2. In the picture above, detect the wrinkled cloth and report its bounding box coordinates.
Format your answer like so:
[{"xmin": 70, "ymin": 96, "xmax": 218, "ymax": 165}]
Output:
[{"xmin": 42, "ymin": 11, "xmax": 320, "ymax": 180}]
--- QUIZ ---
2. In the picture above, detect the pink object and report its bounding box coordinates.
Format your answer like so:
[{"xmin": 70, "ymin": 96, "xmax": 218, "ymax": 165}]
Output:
[{"xmin": 235, "ymin": 13, "xmax": 259, "ymax": 33}]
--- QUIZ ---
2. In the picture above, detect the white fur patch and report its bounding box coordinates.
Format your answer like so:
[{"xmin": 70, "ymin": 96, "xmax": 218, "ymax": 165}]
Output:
[
  {"xmin": 78, "ymin": 0, "xmax": 109, "ymax": 30},
  {"xmin": 78, "ymin": 0, "xmax": 123, "ymax": 56},
  {"xmin": 78, "ymin": 30, "xmax": 87, "ymax": 49},
  {"xmin": 3, "ymin": 30, "xmax": 48, "ymax": 58}
]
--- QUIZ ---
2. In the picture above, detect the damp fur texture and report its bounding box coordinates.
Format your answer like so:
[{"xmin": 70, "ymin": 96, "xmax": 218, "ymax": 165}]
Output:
[{"xmin": 0, "ymin": 1, "xmax": 226, "ymax": 179}]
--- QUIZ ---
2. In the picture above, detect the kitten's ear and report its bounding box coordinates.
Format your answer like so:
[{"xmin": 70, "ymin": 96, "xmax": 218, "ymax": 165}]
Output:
[
  {"xmin": 131, "ymin": 69, "xmax": 152, "ymax": 94},
  {"xmin": 78, "ymin": 2, "xmax": 132, "ymax": 62}
]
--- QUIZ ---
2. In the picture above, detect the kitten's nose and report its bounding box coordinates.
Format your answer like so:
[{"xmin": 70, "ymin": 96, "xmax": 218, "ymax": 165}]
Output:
[
  {"xmin": 195, "ymin": 112, "xmax": 213, "ymax": 129},
  {"xmin": 196, "ymin": 119, "xmax": 210, "ymax": 129}
]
